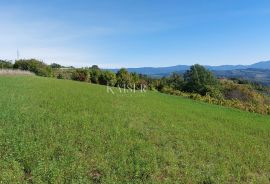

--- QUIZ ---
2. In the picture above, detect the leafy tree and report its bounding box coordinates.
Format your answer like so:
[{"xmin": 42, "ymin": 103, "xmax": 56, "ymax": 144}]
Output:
[
  {"xmin": 116, "ymin": 68, "xmax": 131, "ymax": 87},
  {"xmin": 91, "ymin": 65, "xmax": 99, "ymax": 70},
  {"xmin": 168, "ymin": 72, "xmax": 184, "ymax": 90},
  {"xmin": 13, "ymin": 59, "xmax": 52, "ymax": 77},
  {"xmin": 89, "ymin": 65, "xmax": 101, "ymax": 84},
  {"xmin": 153, "ymin": 77, "xmax": 168, "ymax": 91},
  {"xmin": 50, "ymin": 63, "xmax": 62, "ymax": 69},
  {"xmin": 183, "ymin": 64, "xmax": 220, "ymax": 96},
  {"xmin": 71, "ymin": 69, "xmax": 89, "ymax": 81},
  {"xmin": 98, "ymin": 70, "xmax": 117, "ymax": 86},
  {"xmin": 130, "ymin": 72, "xmax": 140, "ymax": 88}
]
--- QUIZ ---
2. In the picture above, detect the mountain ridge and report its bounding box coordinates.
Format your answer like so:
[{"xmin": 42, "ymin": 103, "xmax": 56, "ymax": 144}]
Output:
[
  {"xmin": 107, "ymin": 60, "xmax": 270, "ymax": 85},
  {"xmin": 108, "ymin": 60, "xmax": 270, "ymax": 75}
]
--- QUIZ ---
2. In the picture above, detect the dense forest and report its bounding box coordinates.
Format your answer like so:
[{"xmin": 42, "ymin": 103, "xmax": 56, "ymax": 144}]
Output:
[{"xmin": 1, "ymin": 59, "xmax": 270, "ymax": 114}]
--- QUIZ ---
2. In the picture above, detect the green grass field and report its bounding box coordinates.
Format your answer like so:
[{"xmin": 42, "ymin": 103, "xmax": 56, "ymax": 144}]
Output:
[{"xmin": 0, "ymin": 76, "xmax": 270, "ymax": 183}]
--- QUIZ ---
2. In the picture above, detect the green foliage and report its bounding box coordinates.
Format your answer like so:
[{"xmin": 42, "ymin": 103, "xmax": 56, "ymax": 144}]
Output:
[
  {"xmin": 0, "ymin": 76, "xmax": 270, "ymax": 183},
  {"xmin": 116, "ymin": 68, "xmax": 131, "ymax": 87},
  {"xmin": 53, "ymin": 69, "xmax": 74, "ymax": 80},
  {"xmin": 49, "ymin": 64, "xmax": 269, "ymax": 114},
  {"xmin": 183, "ymin": 64, "xmax": 220, "ymax": 96},
  {"xmin": 130, "ymin": 72, "xmax": 140, "ymax": 87},
  {"xmin": 56, "ymin": 73, "xmax": 64, "ymax": 79},
  {"xmin": 154, "ymin": 77, "xmax": 169, "ymax": 91},
  {"xmin": 50, "ymin": 63, "xmax": 62, "ymax": 69},
  {"xmin": 0, "ymin": 60, "xmax": 13, "ymax": 69},
  {"xmin": 98, "ymin": 70, "xmax": 116, "ymax": 86},
  {"xmin": 71, "ymin": 69, "xmax": 89, "ymax": 81},
  {"xmin": 229, "ymin": 77, "xmax": 269, "ymax": 92},
  {"xmin": 167, "ymin": 72, "xmax": 184, "ymax": 90},
  {"xmin": 89, "ymin": 65, "xmax": 101, "ymax": 83},
  {"xmin": 221, "ymin": 79, "xmax": 270, "ymax": 114},
  {"xmin": 162, "ymin": 83, "xmax": 270, "ymax": 115},
  {"xmin": 222, "ymin": 79, "xmax": 268, "ymax": 104},
  {"xmin": 13, "ymin": 59, "xmax": 52, "ymax": 77}
]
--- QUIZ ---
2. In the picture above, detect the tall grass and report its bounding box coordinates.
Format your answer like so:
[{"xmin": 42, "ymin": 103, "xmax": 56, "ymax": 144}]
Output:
[{"xmin": 0, "ymin": 69, "xmax": 34, "ymax": 76}]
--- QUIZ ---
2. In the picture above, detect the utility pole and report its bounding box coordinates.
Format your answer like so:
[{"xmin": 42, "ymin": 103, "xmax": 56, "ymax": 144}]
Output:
[{"xmin": 17, "ymin": 49, "xmax": 20, "ymax": 60}]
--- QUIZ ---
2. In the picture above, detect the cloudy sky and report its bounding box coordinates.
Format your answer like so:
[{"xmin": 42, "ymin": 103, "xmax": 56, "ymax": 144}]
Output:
[{"xmin": 1, "ymin": 0, "xmax": 270, "ymax": 68}]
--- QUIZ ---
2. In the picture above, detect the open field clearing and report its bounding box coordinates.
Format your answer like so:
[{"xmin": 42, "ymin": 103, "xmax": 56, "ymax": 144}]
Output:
[{"xmin": 0, "ymin": 76, "xmax": 270, "ymax": 183}]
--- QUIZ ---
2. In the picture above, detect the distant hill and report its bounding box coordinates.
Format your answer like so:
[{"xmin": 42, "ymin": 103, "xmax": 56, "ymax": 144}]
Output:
[
  {"xmin": 109, "ymin": 65, "xmax": 190, "ymax": 75},
  {"xmin": 249, "ymin": 61, "xmax": 270, "ymax": 69},
  {"xmin": 107, "ymin": 60, "xmax": 270, "ymax": 85},
  {"xmin": 214, "ymin": 68, "xmax": 270, "ymax": 86},
  {"xmin": 109, "ymin": 60, "xmax": 270, "ymax": 74}
]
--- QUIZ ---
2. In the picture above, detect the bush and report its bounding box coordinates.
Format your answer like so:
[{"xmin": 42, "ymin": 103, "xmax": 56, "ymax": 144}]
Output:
[
  {"xmin": 222, "ymin": 80, "xmax": 265, "ymax": 104},
  {"xmin": 161, "ymin": 84, "xmax": 270, "ymax": 115},
  {"xmin": 13, "ymin": 59, "xmax": 52, "ymax": 77},
  {"xmin": 71, "ymin": 69, "xmax": 89, "ymax": 82},
  {"xmin": 0, "ymin": 60, "xmax": 13, "ymax": 69},
  {"xmin": 52, "ymin": 68, "xmax": 74, "ymax": 80},
  {"xmin": 56, "ymin": 73, "xmax": 64, "ymax": 79}
]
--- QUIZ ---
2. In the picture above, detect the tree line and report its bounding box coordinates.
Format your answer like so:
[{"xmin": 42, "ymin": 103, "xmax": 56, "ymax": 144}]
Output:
[
  {"xmin": 0, "ymin": 59, "xmax": 222, "ymax": 96},
  {"xmin": 1, "ymin": 58, "xmax": 270, "ymax": 114}
]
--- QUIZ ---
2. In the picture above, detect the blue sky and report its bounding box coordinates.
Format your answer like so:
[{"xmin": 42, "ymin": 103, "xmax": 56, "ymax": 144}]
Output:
[{"xmin": 1, "ymin": 0, "xmax": 270, "ymax": 68}]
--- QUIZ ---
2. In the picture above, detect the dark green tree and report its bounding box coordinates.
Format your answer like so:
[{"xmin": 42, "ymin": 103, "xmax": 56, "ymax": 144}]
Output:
[
  {"xmin": 0, "ymin": 60, "xmax": 13, "ymax": 69},
  {"xmin": 183, "ymin": 64, "xmax": 220, "ymax": 96},
  {"xmin": 50, "ymin": 63, "xmax": 62, "ymax": 69},
  {"xmin": 89, "ymin": 65, "xmax": 101, "ymax": 84},
  {"xmin": 13, "ymin": 59, "xmax": 52, "ymax": 77},
  {"xmin": 168, "ymin": 72, "xmax": 184, "ymax": 90},
  {"xmin": 98, "ymin": 70, "xmax": 117, "ymax": 86},
  {"xmin": 116, "ymin": 68, "xmax": 131, "ymax": 87},
  {"xmin": 91, "ymin": 65, "xmax": 99, "ymax": 70}
]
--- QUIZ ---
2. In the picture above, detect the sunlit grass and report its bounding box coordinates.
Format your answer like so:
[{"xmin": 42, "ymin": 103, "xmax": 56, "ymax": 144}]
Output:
[{"xmin": 0, "ymin": 76, "xmax": 269, "ymax": 183}]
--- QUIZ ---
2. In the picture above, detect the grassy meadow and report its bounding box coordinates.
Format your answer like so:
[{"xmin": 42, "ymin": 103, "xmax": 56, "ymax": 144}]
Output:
[{"xmin": 0, "ymin": 76, "xmax": 270, "ymax": 183}]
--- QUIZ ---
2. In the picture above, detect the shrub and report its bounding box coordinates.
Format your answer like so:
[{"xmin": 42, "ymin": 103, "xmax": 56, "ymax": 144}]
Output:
[
  {"xmin": 13, "ymin": 59, "xmax": 52, "ymax": 77},
  {"xmin": 0, "ymin": 60, "xmax": 13, "ymax": 69},
  {"xmin": 71, "ymin": 69, "xmax": 89, "ymax": 81},
  {"xmin": 161, "ymin": 84, "xmax": 270, "ymax": 115},
  {"xmin": 56, "ymin": 73, "xmax": 64, "ymax": 79},
  {"xmin": 52, "ymin": 69, "xmax": 74, "ymax": 80},
  {"xmin": 222, "ymin": 80, "xmax": 265, "ymax": 104}
]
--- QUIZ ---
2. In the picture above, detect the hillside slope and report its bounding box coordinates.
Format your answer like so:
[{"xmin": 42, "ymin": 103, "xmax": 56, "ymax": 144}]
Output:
[{"xmin": 0, "ymin": 76, "xmax": 270, "ymax": 183}]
